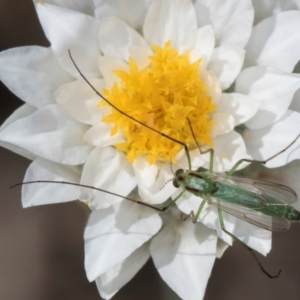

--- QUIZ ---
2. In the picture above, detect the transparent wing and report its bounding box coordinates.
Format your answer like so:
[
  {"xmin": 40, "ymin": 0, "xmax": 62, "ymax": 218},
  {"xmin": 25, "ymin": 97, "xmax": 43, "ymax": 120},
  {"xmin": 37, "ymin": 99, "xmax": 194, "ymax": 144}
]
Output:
[
  {"xmin": 208, "ymin": 173, "xmax": 297, "ymax": 205},
  {"xmin": 203, "ymin": 194, "xmax": 291, "ymax": 232}
]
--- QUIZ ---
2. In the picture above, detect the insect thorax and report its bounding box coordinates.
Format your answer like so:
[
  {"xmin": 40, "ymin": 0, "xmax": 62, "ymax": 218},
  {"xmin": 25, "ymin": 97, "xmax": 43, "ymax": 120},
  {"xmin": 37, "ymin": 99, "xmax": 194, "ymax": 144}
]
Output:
[{"xmin": 173, "ymin": 170, "xmax": 216, "ymax": 196}]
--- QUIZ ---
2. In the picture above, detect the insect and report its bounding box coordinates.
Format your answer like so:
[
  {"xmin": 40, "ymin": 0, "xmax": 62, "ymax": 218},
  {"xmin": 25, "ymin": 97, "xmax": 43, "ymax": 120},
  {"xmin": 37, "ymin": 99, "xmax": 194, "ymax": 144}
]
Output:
[{"xmin": 12, "ymin": 50, "xmax": 300, "ymax": 279}]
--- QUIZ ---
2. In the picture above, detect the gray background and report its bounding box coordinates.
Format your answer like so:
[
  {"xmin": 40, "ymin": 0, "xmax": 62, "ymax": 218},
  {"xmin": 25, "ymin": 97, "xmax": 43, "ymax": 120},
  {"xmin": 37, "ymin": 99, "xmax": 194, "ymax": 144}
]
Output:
[{"xmin": 1, "ymin": 1, "xmax": 300, "ymax": 299}]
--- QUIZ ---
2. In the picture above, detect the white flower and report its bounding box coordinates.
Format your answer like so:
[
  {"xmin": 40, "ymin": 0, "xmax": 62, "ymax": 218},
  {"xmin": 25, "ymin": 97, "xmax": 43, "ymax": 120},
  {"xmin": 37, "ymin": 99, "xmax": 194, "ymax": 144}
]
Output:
[{"xmin": 1, "ymin": 0, "xmax": 300, "ymax": 299}]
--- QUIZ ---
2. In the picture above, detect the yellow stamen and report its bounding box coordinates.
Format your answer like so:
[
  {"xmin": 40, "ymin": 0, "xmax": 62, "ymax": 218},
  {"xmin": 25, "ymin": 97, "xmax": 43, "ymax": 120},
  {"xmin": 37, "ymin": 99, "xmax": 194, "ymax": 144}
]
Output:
[{"xmin": 99, "ymin": 41, "xmax": 216, "ymax": 164}]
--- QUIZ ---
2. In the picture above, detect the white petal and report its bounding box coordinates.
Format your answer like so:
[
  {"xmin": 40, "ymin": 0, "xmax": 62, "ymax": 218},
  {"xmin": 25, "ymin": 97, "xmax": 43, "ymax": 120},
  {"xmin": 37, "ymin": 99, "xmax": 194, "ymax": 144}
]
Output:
[
  {"xmin": 243, "ymin": 110, "xmax": 300, "ymax": 168},
  {"xmin": 84, "ymin": 201, "xmax": 162, "ymax": 281},
  {"xmin": 189, "ymin": 25, "xmax": 215, "ymax": 69},
  {"xmin": 216, "ymin": 238, "xmax": 229, "ymax": 259},
  {"xmin": 128, "ymin": 45, "xmax": 152, "ymax": 70},
  {"xmin": 0, "ymin": 104, "xmax": 92, "ymax": 165},
  {"xmin": 235, "ymin": 67, "xmax": 300, "ymax": 129},
  {"xmin": 194, "ymin": 0, "xmax": 254, "ymax": 47},
  {"xmin": 133, "ymin": 157, "xmax": 158, "ymax": 189},
  {"xmin": 216, "ymin": 93, "xmax": 260, "ymax": 126},
  {"xmin": 252, "ymin": 0, "xmax": 298, "ymax": 24},
  {"xmin": 36, "ymin": 4, "xmax": 100, "ymax": 78},
  {"xmin": 94, "ymin": 0, "xmax": 151, "ymax": 32},
  {"xmin": 0, "ymin": 46, "xmax": 72, "ymax": 108},
  {"xmin": 211, "ymin": 113, "xmax": 235, "ymax": 138},
  {"xmin": 290, "ymin": 88, "xmax": 300, "ymax": 113},
  {"xmin": 55, "ymin": 78, "xmax": 106, "ymax": 125},
  {"xmin": 150, "ymin": 208, "xmax": 217, "ymax": 300},
  {"xmin": 34, "ymin": 0, "xmax": 95, "ymax": 15},
  {"xmin": 245, "ymin": 11, "xmax": 300, "ymax": 72},
  {"xmin": 98, "ymin": 17, "xmax": 149, "ymax": 61},
  {"xmin": 202, "ymin": 70, "xmax": 222, "ymax": 106},
  {"xmin": 208, "ymin": 131, "xmax": 251, "ymax": 172},
  {"xmin": 83, "ymin": 122, "xmax": 125, "ymax": 147},
  {"xmin": 135, "ymin": 159, "xmax": 177, "ymax": 205},
  {"xmin": 22, "ymin": 157, "xmax": 81, "ymax": 207},
  {"xmin": 177, "ymin": 194, "xmax": 271, "ymax": 255},
  {"xmin": 96, "ymin": 243, "xmax": 150, "ymax": 300},
  {"xmin": 143, "ymin": 0, "xmax": 198, "ymax": 49},
  {"xmin": 0, "ymin": 105, "xmax": 37, "ymax": 160},
  {"xmin": 98, "ymin": 56, "xmax": 128, "ymax": 89},
  {"xmin": 208, "ymin": 45, "xmax": 245, "ymax": 90},
  {"xmin": 80, "ymin": 146, "xmax": 137, "ymax": 209},
  {"xmin": 214, "ymin": 212, "xmax": 271, "ymax": 255}
]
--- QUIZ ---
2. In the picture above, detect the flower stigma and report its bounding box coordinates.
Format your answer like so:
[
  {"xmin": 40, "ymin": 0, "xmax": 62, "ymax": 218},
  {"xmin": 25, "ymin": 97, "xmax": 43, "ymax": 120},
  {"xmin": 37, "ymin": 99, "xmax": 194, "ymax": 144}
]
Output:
[{"xmin": 99, "ymin": 41, "xmax": 216, "ymax": 164}]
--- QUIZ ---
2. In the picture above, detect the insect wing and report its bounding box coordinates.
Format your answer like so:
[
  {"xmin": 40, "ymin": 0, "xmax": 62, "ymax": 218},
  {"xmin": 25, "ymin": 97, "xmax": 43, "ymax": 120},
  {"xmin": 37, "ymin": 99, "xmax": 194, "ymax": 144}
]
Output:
[
  {"xmin": 209, "ymin": 173, "xmax": 297, "ymax": 205},
  {"xmin": 203, "ymin": 194, "xmax": 291, "ymax": 232}
]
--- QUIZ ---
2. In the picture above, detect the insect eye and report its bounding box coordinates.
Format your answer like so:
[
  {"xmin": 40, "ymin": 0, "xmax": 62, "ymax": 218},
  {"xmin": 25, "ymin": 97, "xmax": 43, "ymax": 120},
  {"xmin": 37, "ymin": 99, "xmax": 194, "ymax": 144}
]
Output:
[
  {"xmin": 175, "ymin": 169, "xmax": 184, "ymax": 176},
  {"xmin": 173, "ymin": 179, "xmax": 180, "ymax": 188}
]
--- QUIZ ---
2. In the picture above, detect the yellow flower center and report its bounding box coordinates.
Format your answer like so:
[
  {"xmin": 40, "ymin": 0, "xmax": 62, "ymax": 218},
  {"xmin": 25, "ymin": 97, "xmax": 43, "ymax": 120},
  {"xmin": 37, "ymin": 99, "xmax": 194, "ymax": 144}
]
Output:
[{"xmin": 99, "ymin": 41, "xmax": 216, "ymax": 164}]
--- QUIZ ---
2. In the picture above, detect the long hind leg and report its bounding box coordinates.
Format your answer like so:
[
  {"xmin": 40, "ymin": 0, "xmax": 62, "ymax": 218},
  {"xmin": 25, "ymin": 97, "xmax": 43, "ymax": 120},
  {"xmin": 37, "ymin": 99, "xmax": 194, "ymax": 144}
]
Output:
[
  {"xmin": 227, "ymin": 133, "xmax": 300, "ymax": 175},
  {"xmin": 217, "ymin": 206, "xmax": 281, "ymax": 278}
]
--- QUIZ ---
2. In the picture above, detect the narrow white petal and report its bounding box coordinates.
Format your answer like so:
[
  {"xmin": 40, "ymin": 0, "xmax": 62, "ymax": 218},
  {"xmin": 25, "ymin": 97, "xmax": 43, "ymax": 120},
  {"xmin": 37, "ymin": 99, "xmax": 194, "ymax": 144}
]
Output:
[
  {"xmin": 211, "ymin": 113, "xmax": 235, "ymax": 138},
  {"xmin": 98, "ymin": 56, "xmax": 128, "ymax": 89},
  {"xmin": 85, "ymin": 119, "xmax": 122, "ymax": 144},
  {"xmin": 22, "ymin": 157, "xmax": 81, "ymax": 207},
  {"xmin": 98, "ymin": 17, "xmax": 149, "ymax": 61},
  {"xmin": 133, "ymin": 157, "xmax": 159, "ymax": 189},
  {"xmin": 143, "ymin": 0, "xmax": 198, "ymax": 49},
  {"xmin": 189, "ymin": 25, "xmax": 215, "ymax": 69},
  {"xmin": 0, "ymin": 46, "xmax": 72, "ymax": 108},
  {"xmin": 150, "ymin": 208, "xmax": 217, "ymax": 300},
  {"xmin": 243, "ymin": 110, "xmax": 300, "ymax": 168},
  {"xmin": 55, "ymin": 78, "xmax": 106, "ymax": 125},
  {"xmin": 128, "ymin": 45, "xmax": 152, "ymax": 70},
  {"xmin": 34, "ymin": 0, "xmax": 95, "ymax": 15},
  {"xmin": 202, "ymin": 70, "xmax": 222, "ymax": 106},
  {"xmin": 216, "ymin": 238, "xmax": 229, "ymax": 259},
  {"xmin": 290, "ymin": 88, "xmax": 300, "ymax": 113},
  {"xmin": 84, "ymin": 201, "xmax": 162, "ymax": 281},
  {"xmin": 235, "ymin": 67, "xmax": 300, "ymax": 129},
  {"xmin": 0, "ymin": 105, "xmax": 38, "ymax": 161},
  {"xmin": 208, "ymin": 45, "xmax": 245, "ymax": 90},
  {"xmin": 96, "ymin": 243, "xmax": 150, "ymax": 300},
  {"xmin": 216, "ymin": 93, "xmax": 260, "ymax": 126},
  {"xmin": 194, "ymin": 0, "xmax": 254, "ymax": 47},
  {"xmin": 83, "ymin": 122, "xmax": 125, "ymax": 147},
  {"xmin": 36, "ymin": 4, "xmax": 100, "ymax": 78},
  {"xmin": 80, "ymin": 146, "xmax": 137, "ymax": 209},
  {"xmin": 0, "ymin": 104, "xmax": 92, "ymax": 165},
  {"xmin": 245, "ymin": 11, "xmax": 300, "ymax": 72},
  {"xmin": 94, "ymin": 0, "xmax": 151, "ymax": 32},
  {"xmin": 135, "ymin": 159, "xmax": 177, "ymax": 205},
  {"xmin": 252, "ymin": 0, "xmax": 298, "ymax": 24}
]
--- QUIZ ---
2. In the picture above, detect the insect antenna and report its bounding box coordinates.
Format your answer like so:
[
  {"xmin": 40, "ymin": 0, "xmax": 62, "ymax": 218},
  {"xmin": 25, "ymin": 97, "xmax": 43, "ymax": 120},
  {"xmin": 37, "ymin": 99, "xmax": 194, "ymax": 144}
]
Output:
[
  {"xmin": 68, "ymin": 50, "xmax": 192, "ymax": 170},
  {"xmin": 10, "ymin": 181, "xmax": 167, "ymax": 212}
]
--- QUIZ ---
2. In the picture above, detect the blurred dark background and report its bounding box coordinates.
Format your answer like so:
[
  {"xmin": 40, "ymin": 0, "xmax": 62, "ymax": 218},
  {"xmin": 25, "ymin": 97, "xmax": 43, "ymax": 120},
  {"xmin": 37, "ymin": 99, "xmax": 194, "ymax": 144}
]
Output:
[{"xmin": 1, "ymin": 1, "xmax": 300, "ymax": 299}]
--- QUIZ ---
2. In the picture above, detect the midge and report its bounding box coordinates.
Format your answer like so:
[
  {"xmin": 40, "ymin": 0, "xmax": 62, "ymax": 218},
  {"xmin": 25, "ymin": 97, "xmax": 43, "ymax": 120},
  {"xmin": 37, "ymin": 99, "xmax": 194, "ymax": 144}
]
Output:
[{"xmin": 13, "ymin": 51, "xmax": 300, "ymax": 278}]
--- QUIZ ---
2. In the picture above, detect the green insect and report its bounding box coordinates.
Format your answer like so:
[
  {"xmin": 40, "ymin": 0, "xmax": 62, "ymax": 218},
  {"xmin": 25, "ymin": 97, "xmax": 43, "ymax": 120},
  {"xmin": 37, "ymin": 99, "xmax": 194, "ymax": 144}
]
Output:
[{"xmin": 14, "ymin": 51, "xmax": 300, "ymax": 278}]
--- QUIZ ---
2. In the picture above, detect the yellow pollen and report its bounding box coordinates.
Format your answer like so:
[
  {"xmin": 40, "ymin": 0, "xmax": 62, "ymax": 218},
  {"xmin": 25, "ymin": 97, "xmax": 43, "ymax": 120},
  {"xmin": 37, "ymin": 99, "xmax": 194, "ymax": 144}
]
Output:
[{"xmin": 99, "ymin": 41, "xmax": 216, "ymax": 164}]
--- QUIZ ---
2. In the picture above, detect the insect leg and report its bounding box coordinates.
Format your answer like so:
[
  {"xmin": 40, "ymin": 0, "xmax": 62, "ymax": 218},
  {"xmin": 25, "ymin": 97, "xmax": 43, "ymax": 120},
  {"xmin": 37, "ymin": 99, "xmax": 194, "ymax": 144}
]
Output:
[
  {"xmin": 184, "ymin": 199, "xmax": 206, "ymax": 223},
  {"xmin": 187, "ymin": 118, "xmax": 214, "ymax": 173},
  {"xmin": 227, "ymin": 133, "xmax": 300, "ymax": 175},
  {"xmin": 217, "ymin": 206, "xmax": 281, "ymax": 278}
]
